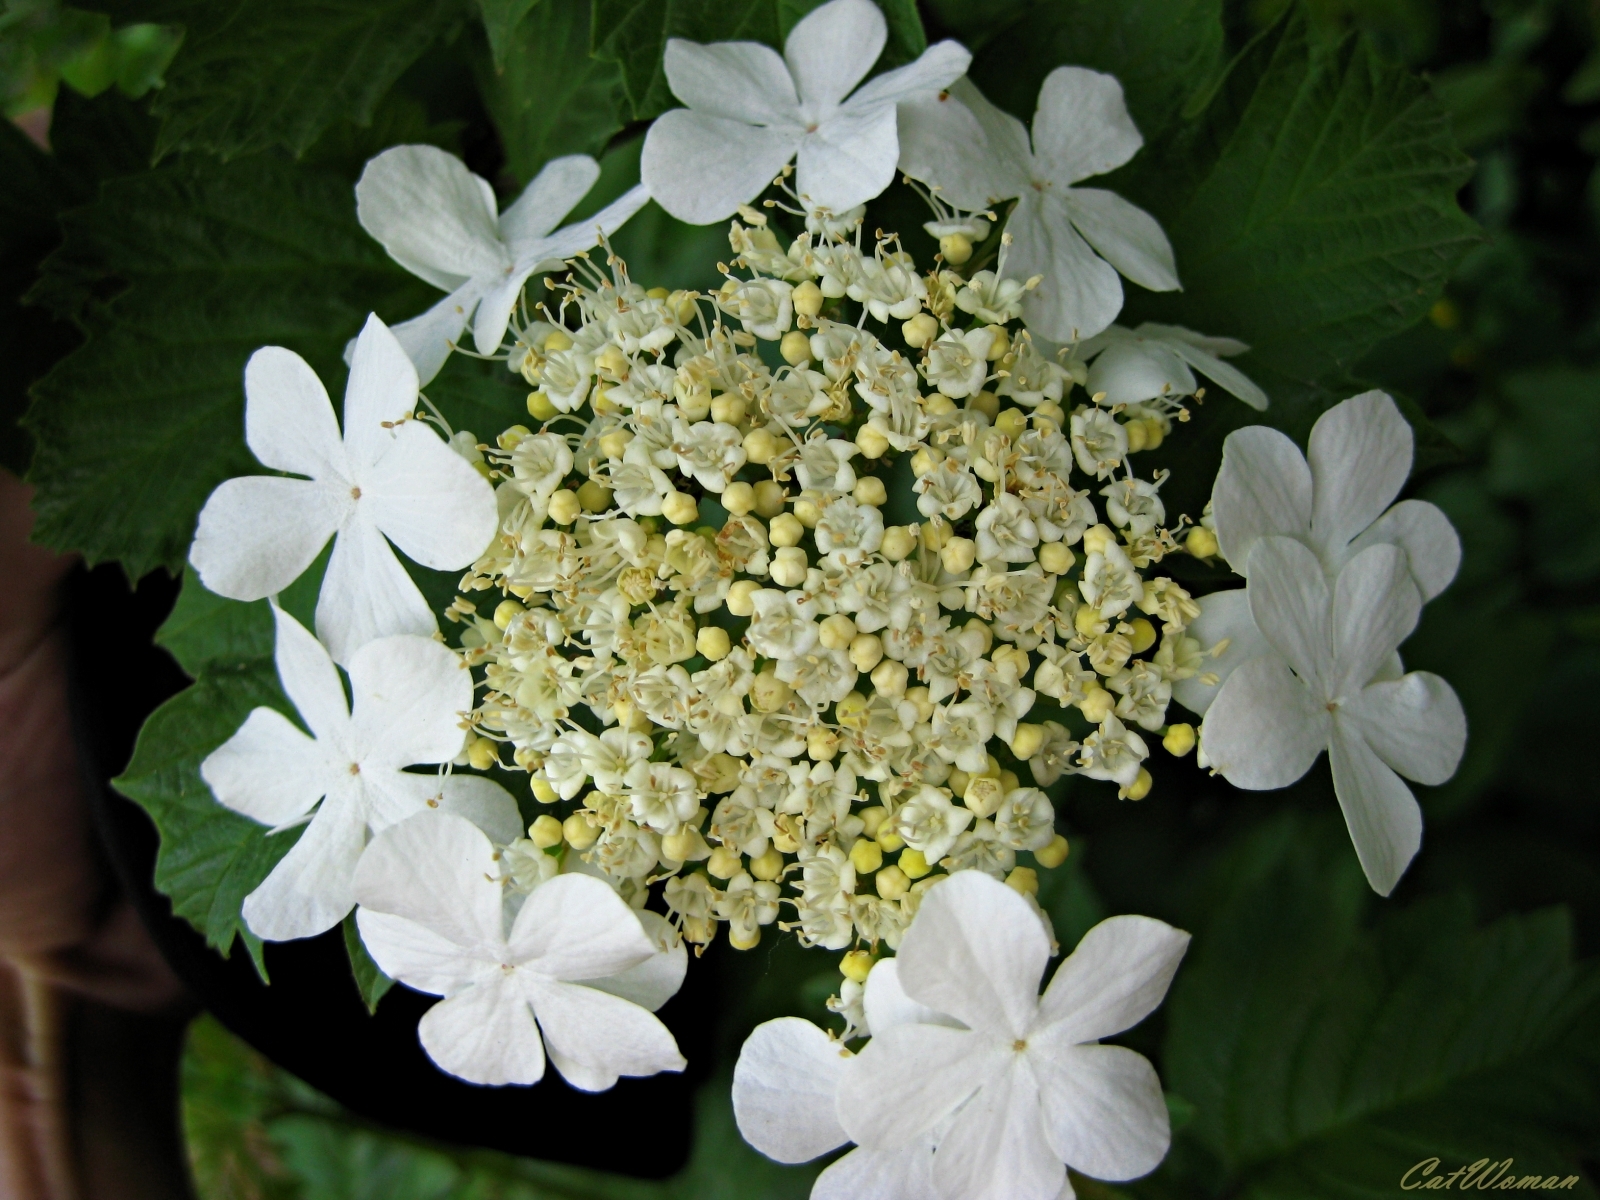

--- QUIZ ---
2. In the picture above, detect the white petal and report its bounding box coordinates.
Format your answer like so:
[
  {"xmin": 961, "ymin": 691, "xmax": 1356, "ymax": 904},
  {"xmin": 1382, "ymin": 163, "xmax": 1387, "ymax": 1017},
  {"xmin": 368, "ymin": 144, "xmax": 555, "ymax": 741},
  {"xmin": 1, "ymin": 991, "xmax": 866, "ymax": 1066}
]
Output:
[
  {"xmin": 350, "ymin": 810, "xmax": 504, "ymax": 949},
  {"xmin": 1031, "ymin": 1042, "xmax": 1169, "ymax": 1181},
  {"xmin": 418, "ymin": 973, "xmax": 548, "ymax": 1086},
  {"xmin": 1031, "ymin": 67, "xmax": 1143, "ymax": 186},
  {"xmin": 1200, "ymin": 656, "xmax": 1329, "ymax": 790},
  {"xmin": 189, "ymin": 476, "xmax": 343, "ymax": 602},
  {"xmin": 387, "ymin": 281, "xmax": 480, "ymax": 387},
  {"xmin": 355, "ymin": 145, "xmax": 507, "ymax": 290},
  {"xmin": 731, "ymin": 1017, "xmax": 851, "ymax": 1163},
  {"xmin": 315, "ymin": 515, "xmax": 436, "ymax": 666},
  {"xmin": 1307, "ymin": 390, "xmax": 1412, "ymax": 563},
  {"xmin": 1330, "ymin": 543, "xmax": 1420, "ymax": 698},
  {"xmin": 663, "ymin": 36, "xmax": 798, "ymax": 123},
  {"xmin": 932, "ymin": 1058, "xmax": 1064, "ymax": 1200},
  {"xmin": 346, "ymin": 634, "xmax": 473, "ymax": 768},
  {"xmin": 1341, "ymin": 672, "xmax": 1466, "ymax": 787},
  {"xmin": 506, "ymin": 873, "xmax": 656, "ymax": 981},
  {"xmin": 471, "ymin": 272, "xmax": 527, "ymax": 357},
  {"xmin": 838, "ymin": 1023, "xmax": 1006, "ymax": 1150},
  {"xmin": 499, "ymin": 154, "xmax": 600, "ymax": 247},
  {"xmin": 522, "ymin": 976, "xmax": 684, "ymax": 1091},
  {"xmin": 269, "ymin": 603, "xmax": 351, "ymax": 744},
  {"xmin": 1035, "ymin": 915, "xmax": 1189, "ymax": 1044},
  {"xmin": 1012, "ymin": 193, "xmax": 1123, "ymax": 343},
  {"xmin": 241, "ymin": 790, "xmax": 367, "ymax": 941},
  {"xmin": 813, "ymin": 1143, "xmax": 936, "ymax": 1200},
  {"xmin": 896, "ymin": 871, "xmax": 1049, "ymax": 1038},
  {"xmin": 1085, "ymin": 340, "xmax": 1195, "ymax": 405},
  {"xmin": 526, "ymin": 182, "xmax": 653, "ymax": 267},
  {"xmin": 1162, "ymin": 339, "xmax": 1268, "ymax": 411},
  {"xmin": 848, "ymin": 39, "xmax": 971, "ymax": 109},
  {"xmin": 200, "ymin": 707, "xmax": 333, "ymax": 827},
  {"xmin": 641, "ymin": 109, "xmax": 801, "ymax": 225},
  {"xmin": 437, "ymin": 773, "xmax": 524, "ymax": 845},
  {"xmin": 1346, "ymin": 499, "xmax": 1460, "ymax": 601},
  {"xmin": 1168, "ymin": 588, "xmax": 1270, "ymax": 717},
  {"xmin": 1060, "ymin": 189, "xmax": 1178, "ymax": 293},
  {"xmin": 863, "ymin": 958, "xmax": 960, "ymax": 1034},
  {"xmin": 342, "ymin": 315, "xmax": 421, "ymax": 470},
  {"xmin": 578, "ymin": 911, "xmax": 686, "ymax": 1012},
  {"xmin": 1328, "ymin": 722, "xmax": 1422, "ymax": 896},
  {"xmin": 785, "ymin": 0, "xmax": 885, "ymax": 111},
  {"xmin": 1139, "ymin": 323, "xmax": 1249, "ymax": 356},
  {"xmin": 362, "ymin": 421, "xmax": 498, "ymax": 569},
  {"xmin": 897, "ymin": 77, "xmax": 1029, "ymax": 209},
  {"xmin": 798, "ymin": 103, "xmax": 899, "ymax": 213},
  {"xmin": 354, "ymin": 907, "xmax": 483, "ymax": 995},
  {"xmin": 1211, "ymin": 426, "xmax": 1312, "ymax": 573},
  {"xmin": 1246, "ymin": 536, "xmax": 1334, "ymax": 692},
  {"xmin": 243, "ymin": 346, "xmax": 349, "ymax": 480}
]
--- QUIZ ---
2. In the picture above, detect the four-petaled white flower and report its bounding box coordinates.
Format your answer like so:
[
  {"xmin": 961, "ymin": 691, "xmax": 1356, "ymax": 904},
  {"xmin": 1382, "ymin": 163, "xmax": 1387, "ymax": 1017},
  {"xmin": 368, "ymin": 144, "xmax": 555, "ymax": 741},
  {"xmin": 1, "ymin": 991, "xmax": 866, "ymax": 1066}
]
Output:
[
  {"xmin": 832, "ymin": 872, "xmax": 1186, "ymax": 1200},
  {"xmin": 641, "ymin": 0, "xmax": 970, "ymax": 224},
  {"xmin": 189, "ymin": 314, "xmax": 498, "ymax": 666},
  {"xmin": 899, "ymin": 70, "xmax": 1179, "ymax": 343},
  {"xmin": 356, "ymin": 146, "xmax": 649, "ymax": 382},
  {"xmin": 354, "ymin": 810, "xmax": 687, "ymax": 1089},
  {"xmin": 1199, "ymin": 537, "xmax": 1466, "ymax": 896},
  {"xmin": 1173, "ymin": 391, "xmax": 1461, "ymax": 716},
  {"xmin": 201, "ymin": 604, "xmax": 521, "ymax": 941},
  {"xmin": 1078, "ymin": 323, "xmax": 1267, "ymax": 411}
]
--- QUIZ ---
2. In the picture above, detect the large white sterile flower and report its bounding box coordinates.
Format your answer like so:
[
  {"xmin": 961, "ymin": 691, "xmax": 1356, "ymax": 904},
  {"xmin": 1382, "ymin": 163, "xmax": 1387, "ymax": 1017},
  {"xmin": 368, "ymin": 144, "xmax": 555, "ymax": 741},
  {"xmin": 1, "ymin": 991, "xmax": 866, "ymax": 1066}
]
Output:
[
  {"xmin": 640, "ymin": 0, "xmax": 969, "ymax": 224},
  {"xmin": 200, "ymin": 605, "xmax": 521, "ymax": 942},
  {"xmin": 1173, "ymin": 391, "xmax": 1461, "ymax": 716},
  {"xmin": 898, "ymin": 70, "xmax": 1178, "ymax": 343},
  {"xmin": 836, "ymin": 872, "xmax": 1189, "ymax": 1200},
  {"xmin": 1078, "ymin": 323, "xmax": 1267, "ymax": 411},
  {"xmin": 354, "ymin": 811, "xmax": 687, "ymax": 1090},
  {"xmin": 356, "ymin": 145, "xmax": 649, "ymax": 382},
  {"xmin": 1200, "ymin": 538, "xmax": 1466, "ymax": 896},
  {"xmin": 189, "ymin": 314, "xmax": 497, "ymax": 666}
]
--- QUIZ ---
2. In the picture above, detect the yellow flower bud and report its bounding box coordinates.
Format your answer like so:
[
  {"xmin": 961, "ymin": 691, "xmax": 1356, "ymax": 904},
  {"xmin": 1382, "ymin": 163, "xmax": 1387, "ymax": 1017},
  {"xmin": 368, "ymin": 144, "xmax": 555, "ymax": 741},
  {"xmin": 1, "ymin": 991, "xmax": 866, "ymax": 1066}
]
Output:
[
  {"xmin": 1078, "ymin": 686, "xmax": 1115, "ymax": 723},
  {"xmin": 807, "ymin": 726, "xmax": 839, "ymax": 761},
  {"xmin": 1128, "ymin": 617, "xmax": 1157, "ymax": 654},
  {"xmin": 964, "ymin": 774, "xmax": 1005, "ymax": 819},
  {"xmin": 1009, "ymin": 722, "xmax": 1046, "ymax": 761},
  {"xmin": 707, "ymin": 846, "xmax": 743, "ymax": 879},
  {"xmin": 819, "ymin": 614, "xmax": 857, "ymax": 650},
  {"xmin": 899, "ymin": 848, "xmax": 931, "ymax": 879},
  {"xmin": 1082, "ymin": 523, "xmax": 1115, "ymax": 555},
  {"xmin": 910, "ymin": 447, "xmax": 940, "ymax": 477},
  {"xmin": 880, "ymin": 525, "xmax": 917, "ymax": 561},
  {"xmin": 999, "ymin": 769, "xmax": 1018, "ymax": 792},
  {"xmin": 492, "ymin": 599, "xmax": 524, "ymax": 630},
  {"xmin": 1186, "ymin": 526, "xmax": 1220, "ymax": 559},
  {"xmin": 793, "ymin": 279, "xmax": 824, "ymax": 318},
  {"xmin": 970, "ymin": 389, "xmax": 999, "ymax": 420},
  {"xmin": 876, "ymin": 864, "xmax": 910, "ymax": 900},
  {"xmin": 1038, "ymin": 542, "xmax": 1075, "ymax": 575},
  {"xmin": 939, "ymin": 232, "xmax": 973, "ymax": 264},
  {"xmin": 792, "ymin": 497, "xmax": 821, "ymax": 528},
  {"xmin": 711, "ymin": 393, "xmax": 746, "ymax": 424},
  {"xmin": 729, "ymin": 925, "xmax": 762, "ymax": 950},
  {"xmin": 595, "ymin": 344, "xmax": 628, "ymax": 379},
  {"xmin": 848, "ymin": 632, "xmax": 884, "ymax": 672},
  {"xmin": 853, "ymin": 476, "xmax": 887, "ymax": 506},
  {"xmin": 530, "ymin": 774, "xmax": 557, "ymax": 804},
  {"xmin": 780, "ymin": 329, "xmax": 811, "ymax": 365},
  {"xmin": 850, "ymin": 838, "xmax": 883, "ymax": 875},
  {"xmin": 598, "ymin": 429, "xmax": 633, "ymax": 459},
  {"xmin": 1163, "ymin": 723, "xmax": 1197, "ymax": 757},
  {"xmin": 856, "ymin": 424, "xmax": 890, "ymax": 458},
  {"xmin": 1034, "ymin": 400, "xmax": 1065, "ymax": 426},
  {"xmin": 984, "ymin": 325, "xmax": 1010, "ymax": 360},
  {"xmin": 995, "ymin": 407, "xmax": 1028, "ymax": 437},
  {"xmin": 529, "ymin": 814, "xmax": 564, "ymax": 848},
  {"xmin": 925, "ymin": 394, "xmax": 957, "ymax": 417},
  {"xmin": 770, "ymin": 545, "xmax": 808, "ymax": 587},
  {"xmin": 662, "ymin": 491, "xmax": 699, "ymax": 526},
  {"xmin": 696, "ymin": 626, "xmax": 731, "ymax": 660},
  {"xmin": 1075, "ymin": 603, "xmax": 1106, "ymax": 638},
  {"xmin": 744, "ymin": 427, "xmax": 779, "ymax": 466},
  {"xmin": 1124, "ymin": 419, "xmax": 1148, "ymax": 454},
  {"xmin": 749, "ymin": 846, "xmax": 785, "ymax": 880},
  {"xmin": 548, "ymin": 490, "xmax": 581, "ymax": 525},
  {"xmin": 1005, "ymin": 866, "xmax": 1039, "ymax": 896},
  {"xmin": 841, "ymin": 950, "xmax": 875, "ymax": 983},
  {"xmin": 902, "ymin": 312, "xmax": 939, "ymax": 348},
  {"xmin": 726, "ymin": 579, "xmax": 761, "ymax": 616},
  {"xmin": 871, "ymin": 658, "xmax": 908, "ymax": 697},
  {"xmin": 941, "ymin": 536, "xmax": 977, "ymax": 574},
  {"xmin": 876, "ymin": 825, "xmax": 905, "ymax": 853},
  {"xmin": 1034, "ymin": 834, "xmax": 1070, "ymax": 869},
  {"xmin": 858, "ymin": 806, "xmax": 888, "ymax": 837},
  {"xmin": 753, "ymin": 479, "xmax": 787, "ymax": 517},
  {"xmin": 526, "ymin": 390, "xmax": 558, "ymax": 420},
  {"xmin": 1142, "ymin": 417, "xmax": 1166, "ymax": 450},
  {"xmin": 722, "ymin": 480, "xmax": 756, "ymax": 515},
  {"xmin": 751, "ymin": 667, "xmax": 793, "ymax": 712},
  {"xmin": 466, "ymin": 737, "xmax": 500, "ymax": 771},
  {"xmin": 577, "ymin": 480, "xmax": 612, "ymax": 512},
  {"xmin": 1121, "ymin": 768, "xmax": 1153, "ymax": 801},
  {"xmin": 904, "ymin": 686, "xmax": 935, "ymax": 724},
  {"xmin": 543, "ymin": 329, "xmax": 572, "ymax": 352},
  {"xmin": 662, "ymin": 826, "xmax": 710, "ymax": 863},
  {"xmin": 562, "ymin": 812, "xmax": 600, "ymax": 849}
]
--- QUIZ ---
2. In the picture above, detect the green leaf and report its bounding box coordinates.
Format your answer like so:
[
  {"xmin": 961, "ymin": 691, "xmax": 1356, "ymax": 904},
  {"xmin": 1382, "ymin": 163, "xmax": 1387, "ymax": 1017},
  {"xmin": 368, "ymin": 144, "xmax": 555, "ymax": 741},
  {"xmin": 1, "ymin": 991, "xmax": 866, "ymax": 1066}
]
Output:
[
  {"xmin": 474, "ymin": 0, "xmax": 625, "ymax": 185},
  {"xmin": 114, "ymin": 660, "xmax": 298, "ymax": 973},
  {"xmin": 81, "ymin": 0, "xmax": 456, "ymax": 159},
  {"xmin": 24, "ymin": 152, "xmax": 431, "ymax": 575},
  {"xmin": 959, "ymin": 0, "xmax": 1224, "ymax": 142},
  {"xmin": 342, "ymin": 913, "xmax": 395, "ymax": 1015},
  {"xmin": 477, "ymin": 0, "xmax": 543, "ymax": 68},
  {"xmin": 1161, "ymin": 825, "xmax": 1600, "ymax": 1198},
  {"xmin": 591, "ymin": 0, "xmax": 780, "ymax": 121},
  {"xmin": 181, "ymin": 1014, "xmax": 302, "ymax": 1200},
  {"xmin": 1120, "ymin": 16, "xmax": 1480, "ymax": 409},
  {"xmin": 155, "ymin": 565, "xmax": 274, "ymax": 677}
]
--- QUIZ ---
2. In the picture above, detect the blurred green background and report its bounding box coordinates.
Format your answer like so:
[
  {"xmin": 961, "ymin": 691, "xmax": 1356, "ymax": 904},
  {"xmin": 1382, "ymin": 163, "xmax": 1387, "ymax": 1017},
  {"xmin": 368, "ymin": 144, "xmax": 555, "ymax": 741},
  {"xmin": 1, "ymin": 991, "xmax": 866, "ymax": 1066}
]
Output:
[{"xmin": 6, "ymin": 0, "xmax": 1600, "ymax": 1194}]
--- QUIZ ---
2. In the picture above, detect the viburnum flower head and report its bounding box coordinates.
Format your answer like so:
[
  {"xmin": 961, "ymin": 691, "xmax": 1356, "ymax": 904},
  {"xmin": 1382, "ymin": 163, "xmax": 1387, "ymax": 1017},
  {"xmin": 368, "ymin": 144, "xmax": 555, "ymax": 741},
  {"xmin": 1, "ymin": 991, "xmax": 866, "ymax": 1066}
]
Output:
[
  {"xmin": 189, "ymin": 314, "xmax": 497, "ymax": 665},
  {"xmin": 353, "ymin": 811, "xmax": 687, "ymax": 1089},
  {"xmin": 898, "ymin": 70, "xmax": 1179, "ymax": 343},
  {"xmin": 356, "ymin": 146, "xmax": 649, "ymax": 382},
  {"xmin": 640, "ymin": 0, "xmax": 970, "ymax": 224},
  {"xmin": 200, "ymin": 604, "xmax": 521, "ymax": 941},
  {"xmin": 733, "ymin": 872, "xmax": 1189, "ymax": 1200}
]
